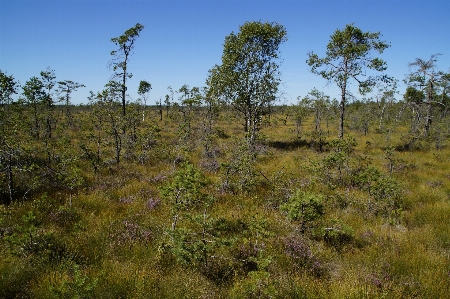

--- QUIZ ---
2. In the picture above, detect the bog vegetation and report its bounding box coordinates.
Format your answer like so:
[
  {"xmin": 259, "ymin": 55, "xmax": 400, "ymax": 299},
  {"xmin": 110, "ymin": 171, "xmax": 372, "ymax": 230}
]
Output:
[{"xmin": 1, "ymin": 21, "xmax": 450, "ymax": 298}]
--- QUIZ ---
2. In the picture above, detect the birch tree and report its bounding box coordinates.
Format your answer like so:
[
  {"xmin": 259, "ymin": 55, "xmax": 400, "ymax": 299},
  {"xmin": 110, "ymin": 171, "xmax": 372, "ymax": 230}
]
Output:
[{"xmin": 209, "ymin": 21, "xmax": 287, "ymax": 145}]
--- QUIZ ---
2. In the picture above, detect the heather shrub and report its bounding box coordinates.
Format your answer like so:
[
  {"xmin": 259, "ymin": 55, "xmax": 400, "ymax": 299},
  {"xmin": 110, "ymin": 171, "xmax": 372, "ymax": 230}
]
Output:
[{"xmin": 284, "ymin": 235, "xmax": 327, "ymax": 277}]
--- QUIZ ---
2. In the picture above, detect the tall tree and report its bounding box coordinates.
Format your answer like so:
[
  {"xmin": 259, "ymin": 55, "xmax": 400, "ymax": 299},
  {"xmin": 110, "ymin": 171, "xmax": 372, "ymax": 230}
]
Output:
[
  {"xmin": 110, "ymin": 23, "xmax": 144, "ymax": 116},
  {"xmin": 209, "ymin": 21, "xmax": 287, "ymax": 144},
  {"xmin": 0, "ymin": 70, "xmax": 19, "ymax": 202},
  {"xmin": 405, "ymin": 54, "xmax": 441, "ymax": 137},
  {"xmin": 307, "ymin": 24, "xmax": 391, "ymax": 139}
]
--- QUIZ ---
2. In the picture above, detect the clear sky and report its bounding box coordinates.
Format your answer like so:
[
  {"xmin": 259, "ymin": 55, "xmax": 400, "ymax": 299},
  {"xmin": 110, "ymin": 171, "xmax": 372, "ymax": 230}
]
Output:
[{"xmin": 1, "ymin": 0, "xmax": 449, "ymax": 105}]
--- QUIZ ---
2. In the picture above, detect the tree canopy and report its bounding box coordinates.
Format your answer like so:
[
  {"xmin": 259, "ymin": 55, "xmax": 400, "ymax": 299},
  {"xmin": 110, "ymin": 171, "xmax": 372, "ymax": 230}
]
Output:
[
  {"xmin": 110, "ymin": 23, "xmax": 144, "ymax": 116},
  {"xmin": 307, "ymin": 23, "xmax": 391, "ymax": 138},
  {"xmin": 209, "ymin": 21, "xmax": 287, "ymax": 144}
]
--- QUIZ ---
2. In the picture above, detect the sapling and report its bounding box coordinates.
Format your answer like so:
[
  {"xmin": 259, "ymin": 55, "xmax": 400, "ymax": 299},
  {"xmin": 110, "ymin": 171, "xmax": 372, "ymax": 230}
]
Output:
[
  {"xmin": 161, "ymin": 162, "xmax": 206, "ymax": 231},
  {"xmin": 281, "ymin": 190, "xmax": 324, "ymax": 234},
  {"xmin": 219, "ymin": 138, "xmax": 258, "ymax": 194}
]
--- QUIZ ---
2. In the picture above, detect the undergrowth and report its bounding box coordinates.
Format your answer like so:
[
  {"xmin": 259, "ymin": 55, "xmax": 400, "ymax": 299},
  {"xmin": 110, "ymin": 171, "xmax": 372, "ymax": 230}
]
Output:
[{"xmin": 1, "ymin": 106, "xmax": 450, "ymax": 298}]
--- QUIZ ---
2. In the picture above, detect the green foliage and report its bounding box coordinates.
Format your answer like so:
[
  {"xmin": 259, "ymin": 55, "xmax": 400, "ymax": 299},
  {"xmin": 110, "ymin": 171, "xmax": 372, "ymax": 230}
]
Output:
[
  {"xmin": 162, "ymin": 162, "xmax": 206, "ymax": 212},
  {"xmin": 322, "ymin": 219, "xmax": 354, "ymax": 251},
  {"xmin": 403, "ymin": 86, "xmax": 425, "ymax": 105},
  {"xmin": 281, "ymin": 190, "xmax": 324, "ymax": 234},
  {"xmin": 165, "ymin": 209, "xmax": 216, "ymax": 269},
  {"xmin": 0, "ymin": 70, "xmax": 20, "ymax": 203},
  {"xmin": 22, "ymin": 76, "xmax": 46, "ymax": 139},
  {"xmin": 4, "ymin": 209, "xmax": 65, "ymax": 262},
  {"xmin": 47, "ymin": 261, "xmax": 98, "ymax": 299},
  {"xmin": 351, "ymin": 165, "xmax": 403, "ymax": 220},
  {"xmin": 307, "ymin": 23, "xmax": 392, "ymax": 138},
  {"xmin": 2, "ymin": 25, "xmax": 450, "ymax": 297},
  {"xmin": 110, "ymin": 23, "xmax": 144, "ymax": 116},
  {"xmin": 137, "ymin": 80, "xmax": 152, "ymax": 122},
  {"xmin": 137, "ymin": 80, "xmax": 152, "ymax": 96},
  {"xmin": 210, "ymin": 21, "xmax": 287, "ymax": 144},
  {"xmin": 307, "ymin": 24, "xmax": 390, "ymax": 83},
  {"xmin": 309, "ymin": 136, "xmax": 358, "ymax": 187},
  {"xmin": 230, "ymin": 270, "xmax": 278, "ymax": 299},
  {"xmin": 0, "ymin": 70, "xmax": 18, "ymax": 102},
  {"xmin": 220, "ymin": 138, "xmax": 258, "ymax": 193}
]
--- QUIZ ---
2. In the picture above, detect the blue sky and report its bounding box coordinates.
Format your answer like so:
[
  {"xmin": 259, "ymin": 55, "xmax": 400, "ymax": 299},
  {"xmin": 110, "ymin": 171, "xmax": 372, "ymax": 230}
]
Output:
[{"xmin": 1, "ymin": 0, "xmax": 449, "ymax": 105}]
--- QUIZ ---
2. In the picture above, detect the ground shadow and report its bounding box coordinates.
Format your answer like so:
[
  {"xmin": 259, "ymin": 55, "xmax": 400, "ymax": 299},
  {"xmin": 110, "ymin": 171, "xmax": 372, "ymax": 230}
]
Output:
[{"xmin": 266, "ymin": 139, "xmax": 310, "ymax": 151}]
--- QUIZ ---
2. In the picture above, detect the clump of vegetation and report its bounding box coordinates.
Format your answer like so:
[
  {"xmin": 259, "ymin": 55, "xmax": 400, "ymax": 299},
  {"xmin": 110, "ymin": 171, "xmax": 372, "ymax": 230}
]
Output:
[{"xmin": 281, "ymin": 190, "xmax": 324, "ymax": 234}]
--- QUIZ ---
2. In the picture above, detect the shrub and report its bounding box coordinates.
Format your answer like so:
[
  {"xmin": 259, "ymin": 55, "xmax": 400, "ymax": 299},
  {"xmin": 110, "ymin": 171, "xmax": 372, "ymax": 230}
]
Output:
[
  {"xmin": 284, "ymin": 235, "xmax": 326, "ymax": 277},
  {"xmin": 280, "ymin": 190, "xmax": 324, "ymax": 234},
  {"xmin": 352, "ymin": 166, "xmax": 403, "ymax": 220},
  {"xmin": 161, "ymin": 162, "xmax": 207, "ymax": 230},
  {"xmin": 322, "ymin": 219, "xmax": 354, "ymax": 251}
]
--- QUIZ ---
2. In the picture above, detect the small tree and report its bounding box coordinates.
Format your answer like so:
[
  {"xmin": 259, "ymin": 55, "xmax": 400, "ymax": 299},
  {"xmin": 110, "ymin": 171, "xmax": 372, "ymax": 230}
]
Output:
[
  {"xmin": 201, "ymin": 75, "xmax": 222, "ymax": 164},
  {"xmin": 209, "ymin": 21, "xmax": 287, "ymax": 145},
  {"xmin": 57, "ymin": 80, "xmax": 85, "ymax": 126},
  {"xmin": 90, "ymin": 81, "xmax": 124, "ymax": 164},
  {"xmin": 110, "ymin": 23, "xmax": 144, "ymax": 116},
  {"xmin": 403, "ymin": 86, "xmax": 425, "ymax": 134},
  {"xmin": 307, "ymin": 23, "xmax": 392, "ymax": 139},
  {"xmin": 438, "ymin": 72, "xmax": 450, "ymax": 117},
  {"xmin": 137, "ymin": 80, "xmax": 151, "ymax": 121},
  {"xmin": 304, "ymin": 88, "xmax": 330, "ymax": 150},
  {"xmin": 165, "ymin": 86, "xmax": 174, "ymax": 117},
  {"xmin": 22, "ymin": 76, "xmax": 45, "ymax": 139},
  {"xmin": 281, "ymin": 190, "xmax": 324, "ymax": 234},
  {"xmin": 293, "ymin": 96, "xmax": 312, "ymax": 139},
  {"xmin": 161, "ymin": 162, "xmax": 206, "ymax": 231},
  {"xmin": 40, "ymin": 67, "xmax": 56, "ymax": 139},
  {"xmin": 164, "ymin": 94, "xmax": 171, "ymax": 117},
  {"xmin": 375, "ymin": 83, "xmax": 397, "ymax": 132},
  {"xmin": 405, "ymin": 54, "xmax": 442, "ymax": 137}
]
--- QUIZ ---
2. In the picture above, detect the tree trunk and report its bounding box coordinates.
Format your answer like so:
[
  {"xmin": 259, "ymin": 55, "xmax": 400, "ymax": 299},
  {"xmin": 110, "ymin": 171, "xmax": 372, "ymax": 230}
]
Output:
[
  {"xmin": 121, "ymin": 62, "xmax": 128, "ymax": 117},
  {"xmin": 33, "ymin": 104, "xmax": 39, "ymax": 139},
  {"xmin": 46, "ymin": 117, "xmax": 52, "ymax": 139},
  {"xmin": 339, "ymin": 88, "xmax": 346, "ymax": 139},
  {"xmin": 424, "ymin": 80, "xmax": 433, "ymax": 137},
  {"xmin": 7, "ymin": 150, "xmax": 14, "ymax": 203},
  {"xmin": 379, "ymin": 104, "xmax": 386, "ymax": 131},
  {"xmin": 114, "ymin": 130, "xmax": 121, "ymax": 164}
]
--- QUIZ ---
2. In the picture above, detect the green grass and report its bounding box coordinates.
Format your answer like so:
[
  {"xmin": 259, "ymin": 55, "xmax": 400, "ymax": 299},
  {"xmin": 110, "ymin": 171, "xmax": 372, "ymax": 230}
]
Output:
[{"xmin": 1, "ymin": 105, "xmax": 450, "ymax": 298}]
